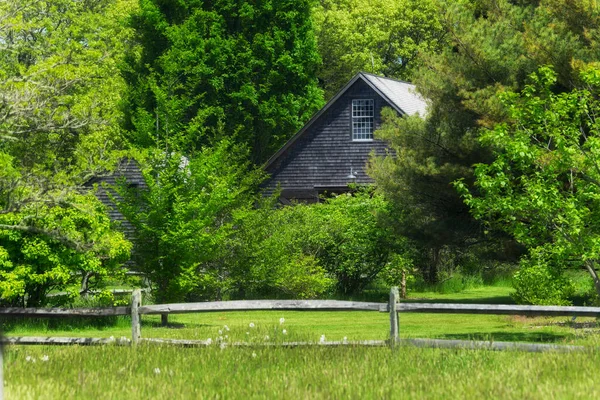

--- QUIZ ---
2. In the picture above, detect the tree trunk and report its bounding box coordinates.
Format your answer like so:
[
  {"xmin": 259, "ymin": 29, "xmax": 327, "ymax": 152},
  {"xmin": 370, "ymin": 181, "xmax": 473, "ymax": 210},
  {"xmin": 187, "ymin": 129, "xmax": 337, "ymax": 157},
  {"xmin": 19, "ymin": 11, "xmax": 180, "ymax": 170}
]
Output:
[
  {"xmin": 584, "ymin": 260, "xmax": 600, "ymax": 299},
  {"xmin": 400, "ymin": 270, "xmax": 407, "ymax": 299},
  {"xmin": 427, "ymin": 247, "xmax": 440, "ymax": 284}
]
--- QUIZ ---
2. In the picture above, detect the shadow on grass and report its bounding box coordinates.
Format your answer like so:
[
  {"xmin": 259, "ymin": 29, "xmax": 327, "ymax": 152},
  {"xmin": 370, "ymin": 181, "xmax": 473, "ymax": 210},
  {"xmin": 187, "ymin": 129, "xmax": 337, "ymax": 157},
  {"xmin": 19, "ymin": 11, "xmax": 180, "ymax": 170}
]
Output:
[
  {"xmin": 437, "ymin": 331, "xmax": 571, "ymax": 343},
  {"xmin": 0, "ymin": 315, "xmax": 127, "ymax": 332},
  {"xmin": 404, "ymin": 296, "xmax": 515, "ymax": 305}
]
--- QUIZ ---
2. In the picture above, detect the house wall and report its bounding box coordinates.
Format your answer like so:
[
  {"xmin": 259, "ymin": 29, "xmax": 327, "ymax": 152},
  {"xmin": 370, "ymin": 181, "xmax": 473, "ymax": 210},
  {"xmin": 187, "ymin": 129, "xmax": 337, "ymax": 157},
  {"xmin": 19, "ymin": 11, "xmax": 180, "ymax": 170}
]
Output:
[
  {"xmin": 263, "ymin": 79, "xmax": 392, "ymax": 200},
  {"xmin": 86, "ymin": 159, "xmax": 146, "ymax": 241}
]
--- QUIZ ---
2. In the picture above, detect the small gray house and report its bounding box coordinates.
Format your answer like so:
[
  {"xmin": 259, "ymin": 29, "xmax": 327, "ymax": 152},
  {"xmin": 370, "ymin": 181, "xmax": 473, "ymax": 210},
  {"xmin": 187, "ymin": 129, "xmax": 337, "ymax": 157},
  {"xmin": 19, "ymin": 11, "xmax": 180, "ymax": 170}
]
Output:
[{"xmin": 262, "ymin": 72, "xmax": 427, "ymax": 203}]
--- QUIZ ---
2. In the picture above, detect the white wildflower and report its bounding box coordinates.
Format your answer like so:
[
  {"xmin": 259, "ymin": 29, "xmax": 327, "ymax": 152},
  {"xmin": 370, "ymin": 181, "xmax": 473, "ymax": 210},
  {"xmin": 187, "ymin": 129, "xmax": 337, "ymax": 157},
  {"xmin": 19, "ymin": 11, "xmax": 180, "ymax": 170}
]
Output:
[
  {"xmin": 319, "ymin": 335, "xmax": 326, "ymax": 344},
  {"xmin": 219, "ymin": 336, "xmax": 224, "ymax": 342},
  {"xmin": 264, "ymin": 335, "xmax": 270, "ymax": 341},
  {"xmin": 154, "ymin": 368, "xmax": 161, "ymax": 374},
  {"xmin": 279, "ymin": 317, "xmax": 285, "ymax": 325},
  {"xmin": 25, "ymin": 356, "xmax": 33, "ymax": 362},
  {"xmin": 224, "ymin": 325, "xmax": 230, "ymax": 331},
  {"xmin": 225, "ymin": 335, "xmax": 229, "ymax": 339},
  {"xmin": 282, "ymin": 329, "xmax": 287, "ymax": 335},
  {"xmin": 343, "ymin": 337, "xmax": 348, "ymax": 344},
  {"xmin": 252, "ymin": 352, "xmax": 257, "ymax": 358},
  {"xmin": 249, "ymin": 322, "xmax": 255, "ymax": 328},
  {"xmin": 206, "ymin": 338, "xmax": 213, "ymax": 345},
  {"xmin": 41, "ymin": 355, "xmax": 49, "ymax": 362},
  {"xmin": 246, "ymin": 331, "xmax": 250, "ymax": 335},
  {"xmin": 218, "ymin": 330, "xmax": 223, "ymax": 335},
  {"xmin": 220, "ymin": 343, "xmax": 226, "ymax": 350}
]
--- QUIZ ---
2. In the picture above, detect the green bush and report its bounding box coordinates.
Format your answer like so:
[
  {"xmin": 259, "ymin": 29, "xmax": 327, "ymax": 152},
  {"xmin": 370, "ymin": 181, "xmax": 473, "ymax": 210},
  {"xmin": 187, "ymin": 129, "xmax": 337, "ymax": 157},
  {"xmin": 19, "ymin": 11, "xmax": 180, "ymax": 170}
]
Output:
[{"xmin": 512, "ymin": 258, "xmax": 574, "ymax": 306}]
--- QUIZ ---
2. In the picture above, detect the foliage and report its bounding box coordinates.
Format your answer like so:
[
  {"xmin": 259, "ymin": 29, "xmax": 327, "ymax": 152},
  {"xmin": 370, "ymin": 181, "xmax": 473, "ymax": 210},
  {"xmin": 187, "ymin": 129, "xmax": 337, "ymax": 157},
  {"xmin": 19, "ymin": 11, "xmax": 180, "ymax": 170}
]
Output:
[
  {"xmin": 227, "ymin": 189, "xmax": 408, "ymax": 297},
  {"xmin": 116, "ymin": 141, "xmax": 263, "ymax": 304},
  {"xmin": 369, "ymin": 0, "xmax": 600, "ymax": 283},
  {"xmin": 312, "ymin": 0, "xmax": 445, "ymax": 97},
  {"xmin": 0, "ymin": 0, "xmax": 137, "ymax": 306},
  {"xmin": 124, "ymin": 0, "xmax": 324, "ymax": 163},
  {"xmin": 458, "ymin": 66, "xmax": 600, "ymax": 304}
]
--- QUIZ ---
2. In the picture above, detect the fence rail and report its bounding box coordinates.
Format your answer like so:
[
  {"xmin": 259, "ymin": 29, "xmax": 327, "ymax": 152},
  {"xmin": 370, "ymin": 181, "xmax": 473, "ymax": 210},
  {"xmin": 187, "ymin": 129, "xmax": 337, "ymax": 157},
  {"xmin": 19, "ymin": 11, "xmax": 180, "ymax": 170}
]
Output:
[
  {"xmin": 2, "ymin": 288, "xmax": 599, "ymax": 353},
  {"xmin": 138, "ymin": 300, "xmax": 386, "ymax": 315}
]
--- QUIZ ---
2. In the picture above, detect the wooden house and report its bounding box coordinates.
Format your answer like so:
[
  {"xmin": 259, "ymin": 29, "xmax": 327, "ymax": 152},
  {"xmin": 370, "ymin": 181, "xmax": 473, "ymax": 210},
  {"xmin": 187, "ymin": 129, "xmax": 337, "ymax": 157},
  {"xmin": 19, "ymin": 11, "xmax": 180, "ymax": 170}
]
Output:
[{"xmin": 262, "ymin": 72, "xmax": 427, "ymax": 203}]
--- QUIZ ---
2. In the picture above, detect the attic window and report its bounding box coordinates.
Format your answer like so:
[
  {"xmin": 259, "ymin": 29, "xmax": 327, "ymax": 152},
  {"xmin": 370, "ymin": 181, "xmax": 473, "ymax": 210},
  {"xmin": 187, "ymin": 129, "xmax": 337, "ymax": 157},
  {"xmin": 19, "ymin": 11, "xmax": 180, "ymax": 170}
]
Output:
[{"xmin": 352, "ymin": 99, "xmax": 374, "ymax": 140}]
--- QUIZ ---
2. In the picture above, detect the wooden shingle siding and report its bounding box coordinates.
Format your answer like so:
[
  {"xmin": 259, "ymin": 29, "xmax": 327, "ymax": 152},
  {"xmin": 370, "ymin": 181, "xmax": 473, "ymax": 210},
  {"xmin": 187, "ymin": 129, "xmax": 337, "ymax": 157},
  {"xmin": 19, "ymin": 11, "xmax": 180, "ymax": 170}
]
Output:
[
  {"xmin": 86, "ymin": 158, "xmax": 146, "ymax": 242},
  {"xmin": 263, "ymin": 79, "xmax": 391, "ymax": 200}
]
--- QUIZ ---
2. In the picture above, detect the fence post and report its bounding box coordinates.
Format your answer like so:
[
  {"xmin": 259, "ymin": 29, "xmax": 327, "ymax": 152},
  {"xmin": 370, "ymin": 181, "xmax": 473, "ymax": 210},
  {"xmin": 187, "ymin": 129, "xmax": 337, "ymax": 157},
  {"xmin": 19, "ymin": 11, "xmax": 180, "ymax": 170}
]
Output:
[
  {"xmin": 131, "ymin": 289, "xmax": 142, "ymax": 345},
  {"xmin": 389, "ymin": 286, "xmax": 399, "ymax": 348}
]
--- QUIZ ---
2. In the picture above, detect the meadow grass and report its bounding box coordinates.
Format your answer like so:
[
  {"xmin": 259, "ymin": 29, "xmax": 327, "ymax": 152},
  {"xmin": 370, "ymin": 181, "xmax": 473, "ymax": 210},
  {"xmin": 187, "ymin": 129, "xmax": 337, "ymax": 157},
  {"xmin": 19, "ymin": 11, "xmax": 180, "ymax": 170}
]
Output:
[
  {"xmin": 4, "ymin": 343, "xmax": 600, "ymax": 399},
  {"xmin": 4, "ymin": 283, "xmax": 600, "ymax": 399}
]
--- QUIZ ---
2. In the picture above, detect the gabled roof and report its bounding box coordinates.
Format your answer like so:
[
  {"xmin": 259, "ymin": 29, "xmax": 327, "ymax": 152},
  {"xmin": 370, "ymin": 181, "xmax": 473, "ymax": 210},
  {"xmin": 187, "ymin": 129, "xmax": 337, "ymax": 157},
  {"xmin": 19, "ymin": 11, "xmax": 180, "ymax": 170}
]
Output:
[{"xmin": 264, "ymin": 72, "xmax": 427, "ymax": 169}]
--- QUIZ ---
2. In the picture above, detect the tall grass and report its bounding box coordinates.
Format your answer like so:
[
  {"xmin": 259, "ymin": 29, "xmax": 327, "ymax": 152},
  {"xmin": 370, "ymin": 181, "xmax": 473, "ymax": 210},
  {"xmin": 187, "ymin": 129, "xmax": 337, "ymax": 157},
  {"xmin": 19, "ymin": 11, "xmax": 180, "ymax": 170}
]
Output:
[{"xmin": 4, "ymin": 344, "xmax": 600, "ymax": 399}]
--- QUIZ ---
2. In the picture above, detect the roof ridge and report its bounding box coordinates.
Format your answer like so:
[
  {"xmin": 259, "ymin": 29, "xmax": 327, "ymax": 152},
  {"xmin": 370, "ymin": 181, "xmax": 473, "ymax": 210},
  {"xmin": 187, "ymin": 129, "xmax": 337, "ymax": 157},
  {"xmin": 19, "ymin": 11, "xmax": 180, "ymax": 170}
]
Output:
[{"xmin": 359, "ymin": 71, "xmax": 416, "ymax": 87}]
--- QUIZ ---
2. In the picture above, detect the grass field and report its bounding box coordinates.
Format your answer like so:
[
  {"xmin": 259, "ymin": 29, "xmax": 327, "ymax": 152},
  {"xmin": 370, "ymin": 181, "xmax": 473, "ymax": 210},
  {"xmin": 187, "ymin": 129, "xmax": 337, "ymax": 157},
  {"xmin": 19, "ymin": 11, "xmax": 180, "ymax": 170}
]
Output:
[
  {"xmin": 5, "ymin": 344, "xmax": 600, "ymax": 399},
  {"xmin": 3, "ymin": 282, "xmax": 600, "ymax": 399}
]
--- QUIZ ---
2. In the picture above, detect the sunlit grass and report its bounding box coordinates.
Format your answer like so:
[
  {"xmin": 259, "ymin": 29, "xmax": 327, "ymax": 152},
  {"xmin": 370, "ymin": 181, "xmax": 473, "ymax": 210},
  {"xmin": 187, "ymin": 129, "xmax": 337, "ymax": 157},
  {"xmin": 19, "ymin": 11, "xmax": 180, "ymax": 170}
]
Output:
[{"xmin": 4, "ymin": 344, "xmax": 600, "ymax": 399}]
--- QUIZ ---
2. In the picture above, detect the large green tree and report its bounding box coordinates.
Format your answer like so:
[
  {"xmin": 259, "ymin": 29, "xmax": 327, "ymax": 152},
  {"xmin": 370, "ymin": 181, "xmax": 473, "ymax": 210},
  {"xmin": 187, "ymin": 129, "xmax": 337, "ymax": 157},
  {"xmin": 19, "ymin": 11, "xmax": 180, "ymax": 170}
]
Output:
[
  {"xmin": 369, "ymin": 0, "xmax": 600, "ymax": 282},
  {"xmin": 312, "ymin": 0, "xmax": 445, "ymax": 98},
  {"xmin": 124, "ymin": 0, "xmax": 324, "ymax": 163},
  {"xmin": 0, "ymin": 0, "xmax": 135, "ymax": 306},
  {"xmin": 459, "ymin": 66, "xmax": 600, "ymax": 304},
  {"xmin": 116, "ymin": 142, "xmax": 263, "ymax": 305}
]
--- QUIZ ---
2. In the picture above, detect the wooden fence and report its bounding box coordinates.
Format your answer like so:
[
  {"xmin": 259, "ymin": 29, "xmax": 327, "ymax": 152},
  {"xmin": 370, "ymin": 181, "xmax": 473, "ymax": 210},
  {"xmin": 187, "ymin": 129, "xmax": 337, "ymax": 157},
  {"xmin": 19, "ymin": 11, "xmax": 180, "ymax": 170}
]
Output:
[{"xmin": 2, "ymin": 287, "xmax": 600, "ymax": 352}]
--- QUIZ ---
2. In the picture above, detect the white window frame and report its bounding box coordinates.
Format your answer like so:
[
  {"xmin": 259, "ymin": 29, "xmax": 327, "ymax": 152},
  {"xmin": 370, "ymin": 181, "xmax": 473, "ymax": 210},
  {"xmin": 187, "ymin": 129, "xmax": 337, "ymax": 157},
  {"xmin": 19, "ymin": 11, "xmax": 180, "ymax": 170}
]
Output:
[{"xmin": 351, "ymin": 99, "xmax": 374, "ymax": 141}]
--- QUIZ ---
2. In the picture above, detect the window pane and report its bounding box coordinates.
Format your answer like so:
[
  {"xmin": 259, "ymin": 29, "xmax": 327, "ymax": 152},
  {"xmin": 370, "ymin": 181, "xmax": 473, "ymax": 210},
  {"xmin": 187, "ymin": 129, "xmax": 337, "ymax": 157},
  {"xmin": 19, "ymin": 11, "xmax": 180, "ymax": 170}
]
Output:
[{"xmin": 352, "ymin": 99, "xmax": 374, "ymax": 140}]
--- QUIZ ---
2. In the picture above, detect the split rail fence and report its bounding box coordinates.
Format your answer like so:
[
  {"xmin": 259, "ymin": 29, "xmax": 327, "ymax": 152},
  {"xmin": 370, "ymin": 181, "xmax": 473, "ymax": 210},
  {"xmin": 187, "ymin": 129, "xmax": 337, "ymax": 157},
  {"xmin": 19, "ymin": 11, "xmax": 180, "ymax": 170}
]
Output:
[{"xmin": 2, "ymin": 287, "xmax": 600, "ymax": 352}]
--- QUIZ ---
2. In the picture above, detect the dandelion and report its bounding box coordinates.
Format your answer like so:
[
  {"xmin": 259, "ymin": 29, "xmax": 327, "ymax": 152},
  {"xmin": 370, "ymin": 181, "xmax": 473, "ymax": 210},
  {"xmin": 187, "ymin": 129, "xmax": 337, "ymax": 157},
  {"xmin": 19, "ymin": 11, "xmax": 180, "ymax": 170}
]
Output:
[
  {"xmin": 219, "ymin": 336, "xmax": 224, "ymax": 342},
  {"xmin": 252, "ymin": 352, "xmax": 257, "ymax": 358},
  {"xmin": 279, "ymin": 317, "xmax": 285, "ymax": 325},
  {"xmin": 206, "ymin": 338, "xmax": 213, "ymax": 345},
  {"xmin": 25, "ymin": 356, "xmax": 33, "ymax": 362},
  {"xmin": 249, "ymin": 322, "xmax": 255, "ymax": 328},
  {"xmin": 282, "ymin": 329, "xmax": 287, "ymax": 335},
  {"xmin": 220, "ymin": 343, "xmax": 226, "ymax": 350},
  {"xmin": 224, "ymin": 325, "xmax": 230, "ymax": 331},
  {"xmin": 225, "ymin": 335, "xmax": 229, "ymax": 339},
  {"xmin": 218, "ymin": 330, "xmax": 223, "ymax": 335},
  {"xmin": 154, "ymin": 368, "xmax": 161, "ymax": 375},
  {"xmin": 41, "ymin": 355, "xmax": 49, "ymax": 362}
]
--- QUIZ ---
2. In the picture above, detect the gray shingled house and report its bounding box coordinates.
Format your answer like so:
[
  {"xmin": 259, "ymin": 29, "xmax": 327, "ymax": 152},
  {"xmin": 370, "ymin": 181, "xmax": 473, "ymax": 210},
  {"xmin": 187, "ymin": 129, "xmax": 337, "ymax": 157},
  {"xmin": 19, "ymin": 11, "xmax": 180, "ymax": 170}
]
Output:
[{"xmin": 262, "ymin": 72, "xmax": 427, "ymax": 203}]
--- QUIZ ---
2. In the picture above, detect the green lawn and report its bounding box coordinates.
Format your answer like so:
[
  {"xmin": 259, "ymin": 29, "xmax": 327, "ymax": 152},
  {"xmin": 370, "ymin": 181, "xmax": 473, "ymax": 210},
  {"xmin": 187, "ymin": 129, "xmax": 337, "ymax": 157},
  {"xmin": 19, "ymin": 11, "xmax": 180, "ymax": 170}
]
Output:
[
  {"xmin": 3, "ymin": 284, "xmax": 599, "ymax": 346},
  {"xmin": 4, "ymin": 344, "xmax": 600, "ymax": 399},
  {"xmin": 4, "ymin": 284, "xmax": 600, "ymax": 399}
]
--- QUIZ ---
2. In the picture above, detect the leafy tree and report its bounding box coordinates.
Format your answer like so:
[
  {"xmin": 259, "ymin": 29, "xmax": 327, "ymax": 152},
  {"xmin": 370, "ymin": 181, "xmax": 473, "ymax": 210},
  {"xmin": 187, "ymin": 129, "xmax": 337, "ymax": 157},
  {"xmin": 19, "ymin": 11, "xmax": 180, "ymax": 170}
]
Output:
[
  {"xmin": 227, "ymin": 189, "xmax": 408, "ymax": 296},
  {"xmin": 312, "ymin": 0, "xmax": 445, "ymax": 97},
  {"xmin": 116, "ymin": 142, "xmax": 263, "ymax": 304},
  {"xmin": 0, "ymin": 0, "xmax": 136, "ymax": 306},
  {"xmin": 369, "ymin": 0, "xmax": 600, "ymax": 283},
  {"xmin": 458, "ymin": 67, "xmax": 600, "ymax": 304},
  {"xmin": 124, "ymin": 0, "xmax": 324, "ymax": 163}
]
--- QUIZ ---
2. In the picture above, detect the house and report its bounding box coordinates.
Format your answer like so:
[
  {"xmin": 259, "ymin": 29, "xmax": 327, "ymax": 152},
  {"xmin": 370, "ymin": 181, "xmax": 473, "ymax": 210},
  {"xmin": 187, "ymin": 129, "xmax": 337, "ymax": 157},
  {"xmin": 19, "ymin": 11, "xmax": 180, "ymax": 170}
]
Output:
[
  {"xmin": 262, "ymin": 72, "xmax": 427, "ymax": 203},
  {"xmin": 85, "ymin": 158, "xmax": 146, "ymax": 246}
]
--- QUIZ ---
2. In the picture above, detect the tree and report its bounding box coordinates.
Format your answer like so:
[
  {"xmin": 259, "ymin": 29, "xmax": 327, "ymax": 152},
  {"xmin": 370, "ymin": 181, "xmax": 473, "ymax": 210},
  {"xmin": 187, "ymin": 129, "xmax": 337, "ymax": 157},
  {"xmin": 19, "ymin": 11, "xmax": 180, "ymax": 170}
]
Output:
[
  {"xmin": 124, "ymin": 0, "xmax": 324, "ymax": 163},
  {"xmin": 116, "ymin": 141, "xmax": 263, "ymax": 304},
  {"xmin": 458, "ymin": 66, "xmax": 600, "ymax": 304},
  {"xmin": 312, "ymin": 0, "xmax": 445, "ymax": 97},
  {"xmin": 0, "ymin": 0, "xmax": 136, "ymax": 306},
  {"xmin": 226, "ymin": 189, "xmax": 408, "ymax": 296},
  {"xmin": 369, "ymin": 0, "xmax": 600, "ymax": 283}
]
